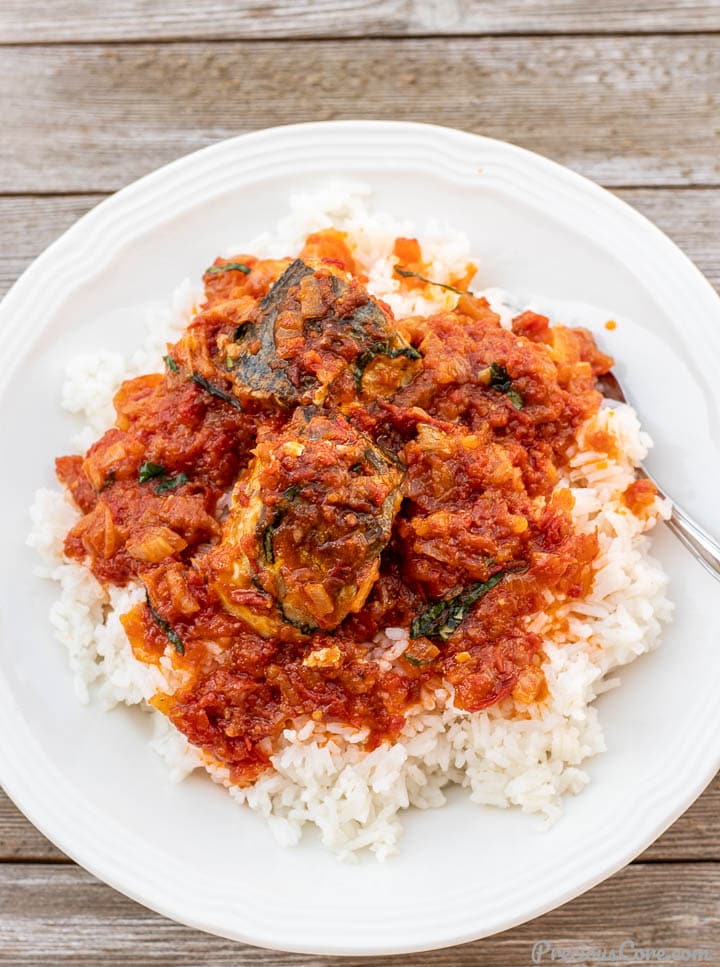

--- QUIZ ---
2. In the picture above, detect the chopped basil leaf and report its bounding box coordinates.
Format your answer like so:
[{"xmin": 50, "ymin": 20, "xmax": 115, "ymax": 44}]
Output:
[
  {"xmin": 206, "ymin": 261, "xmax": 252, "ymax": 276},
  {"xmin": 507, "ymin": 389, "xmax": 524, "ymax": 410},
  {"xmin": 155, "ymin": 472, "xmax": 188, "ymax": 494},
  {"xmin": 411, "ymin": 571, "xmax": 509, "ymax": 641},
  {"xmin": 163, "ymin": 354, "xmax": 179, "ymax": 373},
  {"xmin": 487, "ymin": 362, "xmax": 525, "ymax": 410},
  {"xmin": 278, "ymin": 607, "xmax": 316, "ymax": 636},
  {"xmin": 488, "ymin": 362, "xmax": 512, "ymax": 392},
  {"xmin": 354, "ymin": 340, "xmax": 422, "ymax": 391},
  {"xmin": 233, "ymin": 322, "xmax": 252, "ymax": 341},
  {"xmin": 394, "ymin": 265, "xmax": 466, "ymax": 296},
  {"xmin": 191, "ymin": 372, "xmax": 243, "ymax": 411},
  {"xmin": 145, "ymin": 593, "xmax": 185, "ymax": 655},
  {"xmin": 404, "ymin": 653, "xmax": 427, "ymax": 667},
  {"xmin": 138, "ymin": 462, "xmax": 166, "ymax": 484},
  {"xmin": 262, "ymin": 526, "xmax": 275, "ymax": 564},
  {"xmin": 261, "ymin": 485, "xmax": 301, "ymax": 565}
]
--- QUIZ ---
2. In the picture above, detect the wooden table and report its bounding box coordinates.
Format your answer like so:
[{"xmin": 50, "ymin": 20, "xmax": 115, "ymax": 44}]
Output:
[{"xmin": 1, "ymin": 3, "xmax": 719, "ymax": 964}]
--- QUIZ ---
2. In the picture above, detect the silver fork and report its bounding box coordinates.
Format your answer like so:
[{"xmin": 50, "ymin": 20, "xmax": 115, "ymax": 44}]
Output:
[{"xmin": 598, "ymin": 372, "xmax": 720, "ymax": 581}]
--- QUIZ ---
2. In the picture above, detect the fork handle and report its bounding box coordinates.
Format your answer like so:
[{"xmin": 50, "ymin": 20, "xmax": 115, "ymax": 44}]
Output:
[{"xmin": 644, "ymin": 469, "xmax": 720, "ymax": 581}]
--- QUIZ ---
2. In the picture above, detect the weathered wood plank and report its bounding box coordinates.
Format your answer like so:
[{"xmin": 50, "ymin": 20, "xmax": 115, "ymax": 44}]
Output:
[
  {"xmin": 0, "ymin": 862, "xmax": 718, "ymax": 965},
  {"xmin": 0, "ymin": 194, "xmax": 106, "ymax": 299},
  {"xmin": 0, "ymin": 791, "xmax": 67, "ymax": 862},
  {"xmin": 639, "ymin": 771, "xmax": 720, "ymax": 860},
  {"xmin": 0, "ymin": 38, "xmax": 719, "ymax": 193},
  {"xmin": 617, "ymin": 188, "xmax": 720, "ymax": 295},
  {"xmin": 1, "ymin": 0, "xmax": 720, "ymax": 42},
  {"xmin": 2, "ymin": 189, "xmax": 719, "ymax": 302}
]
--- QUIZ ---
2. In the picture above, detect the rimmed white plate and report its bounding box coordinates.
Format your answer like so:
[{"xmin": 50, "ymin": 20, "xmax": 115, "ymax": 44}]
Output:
[{"xmin": 0, "ymin": 122, "xmax": 718, "ymax": 955}]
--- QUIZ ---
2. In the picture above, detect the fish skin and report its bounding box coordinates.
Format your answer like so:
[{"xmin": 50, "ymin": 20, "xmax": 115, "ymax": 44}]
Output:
[
  {"xmin": 232, "ymin": 259, "xmax": 420, "ymax": 408},
  {"xmin": 232, "ymin": 259, "xmax": 315, "ymax": 406}
]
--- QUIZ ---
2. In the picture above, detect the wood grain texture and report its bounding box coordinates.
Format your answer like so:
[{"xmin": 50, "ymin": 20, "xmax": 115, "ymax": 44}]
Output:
[
  {"xmin": 0, "ymin": 791, "xmax": 66, "ymax": 862},
  {"xmin": 0, "ymin": 862, "xmax": 718, "ymax": 966},
  {"xmin": 1, "ymin": 37, "xmax": 719, "ymax": 193},
  {"xmin": 0, "ymin": 195, "xmax": 106, "ymax": 298},
  {"xmin": 2, "ymin": 0, "xmax": 720, "ymax": 42}
]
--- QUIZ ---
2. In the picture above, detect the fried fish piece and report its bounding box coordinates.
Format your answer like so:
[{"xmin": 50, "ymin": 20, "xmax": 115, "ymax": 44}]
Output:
[
  {"xmin": 231, "ymin": 259, "xmax": 421, "ymax": 408},
  {"xmin": 202, "ymin": 407, "xmax": 404, "ymax": 637}
]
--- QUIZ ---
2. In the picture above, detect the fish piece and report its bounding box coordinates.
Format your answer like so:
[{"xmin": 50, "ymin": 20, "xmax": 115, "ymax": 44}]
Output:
[
  {"xmin": 231, "ymin": 259, "xmax": 421, "ymax": 408},
  {"xmin": 203, "ymin": 407, "xmax": 404, "ymax": 636}
]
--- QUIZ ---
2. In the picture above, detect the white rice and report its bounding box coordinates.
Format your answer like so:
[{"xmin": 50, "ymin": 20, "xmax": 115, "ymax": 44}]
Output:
[{"xmin": 28, "ymin": 185, "xmax": 672, "ymax": 861}]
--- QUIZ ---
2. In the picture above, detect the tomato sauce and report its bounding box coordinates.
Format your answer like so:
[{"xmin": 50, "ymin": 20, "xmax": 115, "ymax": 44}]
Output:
[
  {"xmin": 56, "ymin": 230, "xmax": 615, "ymax": 783},
  {"xmin": 623, "ymin": 478, "xmax": 658, "ymax": 517}
]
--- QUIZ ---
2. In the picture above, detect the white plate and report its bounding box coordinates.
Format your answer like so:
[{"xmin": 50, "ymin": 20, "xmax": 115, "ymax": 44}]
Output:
[{"xmin": 1, "ymin": 122, "xmax": 719, "ymax": 956}]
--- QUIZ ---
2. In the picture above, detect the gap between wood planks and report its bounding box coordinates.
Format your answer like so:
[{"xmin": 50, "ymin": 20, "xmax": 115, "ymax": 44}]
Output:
[
  {"xmin": 1, "ymin": 30, "xmax": 720, "ymax": 46},
  {"xmin": 0, "ymin": 861, "xmax": 718, "ymax": 967},
  {"xmin": 2, "ymin": 0, "xmax": 720, "ymax": 43},
  {"xmin": 1, "ymin": 184, "xmax": 720, "ymax": 198},
  {"xmin": 2, "ymin": 36, "xmax": 719, "ymax": 193}
]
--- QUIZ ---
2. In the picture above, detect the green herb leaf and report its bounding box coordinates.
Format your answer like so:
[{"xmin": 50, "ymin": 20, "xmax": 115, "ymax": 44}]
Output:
[
  {"xmin": 404, "ymin": 653, "xmax": 426, "ymax": 667},
  {"xmin": 261, "ymin": 485, "xmax": 302, "ymax": 564},
  {"xmin": 206, "ymin": 261, "xmax": 252, "ymax": 276},
  {"xmin": 155, "ymin": 472, "xmax": 188, "ymax": 494},
  {"xmin": 138, "ymin": 462, "xmax": 166, "ymax": 484},
  {"xmin": 487, "ymin": 362, "xmax": 525, "ymax": 410},
  {"xmin": 278, "ymin": 607, "xmax": 316, "ymax": 636},
  {"xmin": 411, "ymin": 571, "xmax": 509, "ymax": 642},
  {"xmin": 163, "ymin": 354, "xmax": 179, "ymax": 373},
  {"xmin": 262, "ymin": 526, "xmax": 275, "ymax": 564},
  {"xmin": 488, "ymin": 362, "xmax": 512, "ymax": 392},
  {"xmin": 233, "ymin": 322, "xmax": 252, "ymax": 341},
  {"xmin": 507, "ymin": 389, "xmax": 524, "ymax": 410},
  {"xmin": 145, "ymin": 593, "xmax": 185, "ymax": 655},
  {"xmin": 191, "ymin": 372, "xmax": 243, "ymax": 411},
  {"xmin": 394, "ymin": 265, "xmax": 467, "ymax": 296},
  {"xmin": 354, "ymin": 340, "xmax": 422, "ymax": 391}
]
